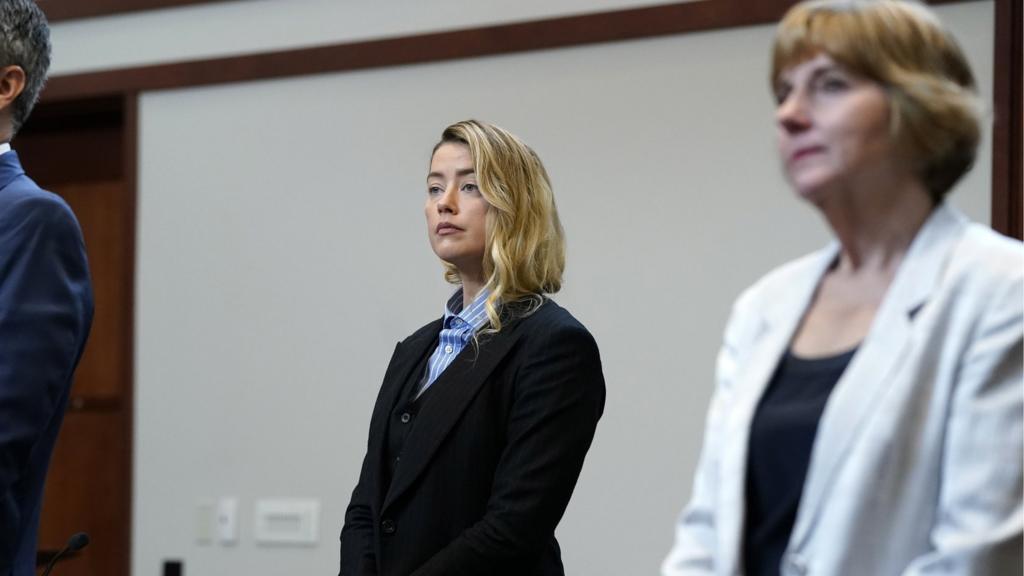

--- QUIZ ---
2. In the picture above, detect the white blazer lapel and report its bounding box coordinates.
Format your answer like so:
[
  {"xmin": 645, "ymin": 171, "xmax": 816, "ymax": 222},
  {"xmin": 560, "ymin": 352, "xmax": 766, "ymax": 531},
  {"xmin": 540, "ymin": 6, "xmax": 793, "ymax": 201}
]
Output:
[
  {"xmin": 716, "ymin": 244, "xmax": 839, "ymax": 574},
  {"xmin": 790, "ymin": 204, "xmax": 969, "ymax": 549}
]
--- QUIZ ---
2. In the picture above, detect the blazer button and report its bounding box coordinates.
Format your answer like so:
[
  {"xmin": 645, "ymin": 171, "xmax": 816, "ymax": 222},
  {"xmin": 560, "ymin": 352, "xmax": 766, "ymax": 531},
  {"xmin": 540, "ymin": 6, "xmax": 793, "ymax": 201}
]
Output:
[
  {"xmin": 381, "ymin": 519, "xmax": 396, "ymax": 534},
  {"xmin": 400, "ymin": 412, "xmax": 411, "ymax": 423}
]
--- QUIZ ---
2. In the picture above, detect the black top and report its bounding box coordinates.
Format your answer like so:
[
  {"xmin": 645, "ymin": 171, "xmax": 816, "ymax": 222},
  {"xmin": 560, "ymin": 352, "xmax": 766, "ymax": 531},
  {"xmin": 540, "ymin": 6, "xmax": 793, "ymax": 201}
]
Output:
[{"xmin": 742, "ymin": 347, "xmax": 857, "ymax": 576}]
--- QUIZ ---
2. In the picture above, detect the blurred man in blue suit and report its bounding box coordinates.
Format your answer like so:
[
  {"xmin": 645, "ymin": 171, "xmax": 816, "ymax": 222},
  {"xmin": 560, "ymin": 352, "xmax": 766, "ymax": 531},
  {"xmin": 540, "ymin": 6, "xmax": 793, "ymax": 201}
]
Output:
[{"xmin": 0, "ymin": 1, "xmax": 93, "ymax": 574}]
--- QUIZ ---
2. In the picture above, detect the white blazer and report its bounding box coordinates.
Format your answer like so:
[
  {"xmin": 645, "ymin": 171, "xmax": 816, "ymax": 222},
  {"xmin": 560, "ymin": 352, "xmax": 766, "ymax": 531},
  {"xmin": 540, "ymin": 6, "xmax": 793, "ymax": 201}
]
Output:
[{"xmin": 663, "ymin": 204, "xmax": 1023, "ymax": 576}]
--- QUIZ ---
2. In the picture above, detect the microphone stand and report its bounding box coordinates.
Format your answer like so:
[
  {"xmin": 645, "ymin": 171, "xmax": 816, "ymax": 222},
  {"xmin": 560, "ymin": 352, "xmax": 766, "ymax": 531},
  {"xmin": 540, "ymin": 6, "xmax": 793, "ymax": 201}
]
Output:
[{"xmin": 41, "ymin": 532, "xmax": 90, "ymax": 576}]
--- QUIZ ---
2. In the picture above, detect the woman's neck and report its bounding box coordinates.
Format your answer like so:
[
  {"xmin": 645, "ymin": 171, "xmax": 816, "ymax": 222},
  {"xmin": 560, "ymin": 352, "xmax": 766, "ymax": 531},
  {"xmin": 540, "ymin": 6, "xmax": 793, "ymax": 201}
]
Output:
[
  {"xmin": 819, "ymin": 176, "xmax": 934, "ymax": 275},
  {"xmin": 460, "ymin": 273, "xmax": 487, "ymax": 310}
]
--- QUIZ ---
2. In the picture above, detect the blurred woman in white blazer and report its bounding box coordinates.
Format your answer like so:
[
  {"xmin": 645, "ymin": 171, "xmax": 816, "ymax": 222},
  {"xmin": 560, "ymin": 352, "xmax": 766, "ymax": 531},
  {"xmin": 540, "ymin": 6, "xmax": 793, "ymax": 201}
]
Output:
[{"xmin": 662, "ymin": 1, "xmax": 1022, "ymax": 575}]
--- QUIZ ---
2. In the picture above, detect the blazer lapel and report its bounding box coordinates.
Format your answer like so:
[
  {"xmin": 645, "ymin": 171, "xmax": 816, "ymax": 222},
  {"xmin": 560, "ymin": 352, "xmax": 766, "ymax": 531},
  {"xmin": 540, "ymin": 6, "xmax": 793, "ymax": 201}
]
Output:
[
  {"xmin": 790, "ymin": 204, "xmax": 968, "ymax": 549},
  {"xmin": 367, "ymin": 320, "xmax": 441, "ymax": 508},
  {"xmin": 717, "ymin": 246, "xmax": 838, "ymax": 573},
  {"xmin": 382, "ymin": 323, "xmax": 524, "ymax": 512}
]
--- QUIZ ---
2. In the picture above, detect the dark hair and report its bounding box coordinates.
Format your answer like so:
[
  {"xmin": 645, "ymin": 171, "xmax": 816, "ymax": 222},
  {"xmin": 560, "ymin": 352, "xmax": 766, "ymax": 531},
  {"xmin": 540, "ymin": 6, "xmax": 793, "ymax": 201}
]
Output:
[{"xmin": 0, "ymin": 0, "xmax": 50, "ymax": 135}]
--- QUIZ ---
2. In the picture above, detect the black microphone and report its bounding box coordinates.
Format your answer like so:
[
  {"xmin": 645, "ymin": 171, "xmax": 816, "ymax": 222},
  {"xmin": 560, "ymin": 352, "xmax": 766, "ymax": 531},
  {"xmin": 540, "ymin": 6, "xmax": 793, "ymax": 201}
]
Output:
[{"xmin": 41, "ymin": 532, "xmax": 90, "ymax": 576}]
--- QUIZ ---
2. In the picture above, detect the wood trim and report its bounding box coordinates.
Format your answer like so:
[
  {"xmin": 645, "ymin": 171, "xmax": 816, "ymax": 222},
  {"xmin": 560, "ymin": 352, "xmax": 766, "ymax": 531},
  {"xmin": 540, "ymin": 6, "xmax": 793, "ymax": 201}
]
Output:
[
  {"xmin": 66, "ymin": 396, "xmax": 123, "ymax": 412},
  {"xmin": 40, "ymin": 0, "xmax": 1004, "ymax": 228},
  {"xmin": 38, "ymin": 0, "xmax": 971, "ymax": 25},
  {"xmin": 41, "ymin": 1, "xmax": 779, "ymax": 100},
  {"xmin": 41, "ymin": 0, "xmax": 232, "ymax": 22},
  {"xmin": 992, "ymin": 0, "xmax": 1023, "ymax": 239},
  {"xmin": 14, "ymin": 98, "xmax": 123, "ymax": 186},
  {"xmin": 120, "ymin": 91, "xmax": 139, "ymax": 576},
  {"xmin": 42, "ymin": 0, "xmax": 976, "ymax": 102}
]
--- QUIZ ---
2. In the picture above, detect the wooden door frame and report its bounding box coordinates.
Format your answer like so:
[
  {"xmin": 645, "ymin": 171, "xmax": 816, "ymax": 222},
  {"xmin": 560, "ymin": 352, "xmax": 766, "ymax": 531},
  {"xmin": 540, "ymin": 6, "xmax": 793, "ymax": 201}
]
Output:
[
  {"xmin": 992, "ymin": 0, "xmax": 1022, "ymax": 238},
  {"xmin": 17, "ymin": 92, "xmax": 138, "ymax": 576},
  {"xmin": 120, "ymin": 91, "xmax": 139, "ymax": 576}
]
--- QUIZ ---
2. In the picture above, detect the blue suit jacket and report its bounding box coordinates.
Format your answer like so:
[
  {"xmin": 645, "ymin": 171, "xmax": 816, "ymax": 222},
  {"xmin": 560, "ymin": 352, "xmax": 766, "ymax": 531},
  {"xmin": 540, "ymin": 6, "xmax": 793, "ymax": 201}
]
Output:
[{"xmin": 0, "ymin": 151, "xmax": 92, "ymax": 575}]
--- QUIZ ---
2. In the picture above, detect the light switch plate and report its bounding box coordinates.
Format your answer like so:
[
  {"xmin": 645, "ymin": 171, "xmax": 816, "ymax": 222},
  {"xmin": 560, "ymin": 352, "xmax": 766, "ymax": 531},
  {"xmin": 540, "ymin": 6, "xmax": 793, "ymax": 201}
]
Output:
[
  {"xmin": 217, "ymin": 497, "xmax": 239, "ymax": 545},
  {"xmin": 196, "ymin": 501, "xmax": 215, "ymax": 545},
  {"xmin": 253, "ymin": 498, "xmax": 320, "ymax": 546}
]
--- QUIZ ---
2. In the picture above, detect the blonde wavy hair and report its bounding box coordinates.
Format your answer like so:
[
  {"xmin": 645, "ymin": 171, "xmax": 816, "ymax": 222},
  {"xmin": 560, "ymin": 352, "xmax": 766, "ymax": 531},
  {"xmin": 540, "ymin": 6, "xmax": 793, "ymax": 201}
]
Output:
[
  {"xmin": 772, "ymin": 0, "xmax": 981, "ymax": 202},
  {"xmin": 432, "ymin": 120, "xmax": 565, "ymax": 334}
]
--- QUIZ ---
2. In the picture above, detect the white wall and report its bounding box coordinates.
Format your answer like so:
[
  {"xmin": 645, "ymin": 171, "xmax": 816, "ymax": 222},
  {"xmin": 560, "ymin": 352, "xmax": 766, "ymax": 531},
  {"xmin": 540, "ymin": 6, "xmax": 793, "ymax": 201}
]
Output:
[{"xmin": 52, "ymin": 1, "xmax": 996, "ymax": 575}]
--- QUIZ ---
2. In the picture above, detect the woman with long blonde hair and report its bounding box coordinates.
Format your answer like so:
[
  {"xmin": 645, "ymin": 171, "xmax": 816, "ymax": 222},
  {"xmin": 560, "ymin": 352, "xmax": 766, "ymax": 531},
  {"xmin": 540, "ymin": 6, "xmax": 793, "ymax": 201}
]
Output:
[{"xmin": 340, "ymin": 120, "xmax": 605, "ymax": 576}]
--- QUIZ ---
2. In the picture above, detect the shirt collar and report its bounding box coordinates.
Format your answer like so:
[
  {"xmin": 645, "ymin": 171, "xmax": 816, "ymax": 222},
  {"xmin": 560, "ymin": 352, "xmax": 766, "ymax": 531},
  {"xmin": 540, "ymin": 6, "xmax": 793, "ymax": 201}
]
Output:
[
  {"xmin": 443, "ymin": 287, "xmax": 491, "ymax": 332},
  {"xmin": 0, "ymin": 143, "xmax": 11, "ymax": 156}
]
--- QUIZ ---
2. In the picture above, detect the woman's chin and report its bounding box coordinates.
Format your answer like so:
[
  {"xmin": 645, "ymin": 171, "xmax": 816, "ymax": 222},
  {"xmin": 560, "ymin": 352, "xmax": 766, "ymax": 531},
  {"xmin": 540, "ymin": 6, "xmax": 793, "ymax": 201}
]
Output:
[
  {"xmin": 795, "ymin": 186, "xmax": 826, "ymax": 205},
  {"xmin": 789, "ymin": 175, "xmax": 837, "ymax": 207}
]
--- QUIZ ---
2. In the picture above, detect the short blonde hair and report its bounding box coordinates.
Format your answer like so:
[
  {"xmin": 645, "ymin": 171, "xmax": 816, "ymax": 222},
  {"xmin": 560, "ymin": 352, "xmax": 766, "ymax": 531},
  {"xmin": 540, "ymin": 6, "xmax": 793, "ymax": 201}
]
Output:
[
  {"xmin": 433, "ymin": 120, "xmax": 565, "ymax": 333},
  {"xmin": 772, "ymin": 0, "xmax": 981, "ymax": 201}
]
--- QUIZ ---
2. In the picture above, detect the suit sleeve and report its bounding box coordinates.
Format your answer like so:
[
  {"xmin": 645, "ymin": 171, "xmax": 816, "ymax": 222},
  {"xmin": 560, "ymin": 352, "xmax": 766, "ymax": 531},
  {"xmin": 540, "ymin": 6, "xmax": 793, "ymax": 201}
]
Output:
[
  {"xmin": 901, "ymin": 273, "xmax": 1023, "ymax": 575},
  {"xmin": 661, "ymin": 292, "xmax": 751, "ymax": 576},
  {"xmin": 410, "ymin": 321, "xmax": 606, "ymax": 576},
  {"xmin": 339, "ymin": 449, "xmax": 379, "ymax": 576},
  {"xmin": 0, "ymin": 193, "xmax": 92, "ymax": 539}
]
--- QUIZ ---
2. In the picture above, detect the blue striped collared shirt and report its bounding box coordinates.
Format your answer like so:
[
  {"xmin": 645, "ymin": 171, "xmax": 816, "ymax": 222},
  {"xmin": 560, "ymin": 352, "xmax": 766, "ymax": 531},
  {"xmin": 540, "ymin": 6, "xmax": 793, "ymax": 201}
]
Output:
[{"xmin": 417, "ymin": 287, "xmax": 491, "ymax": 397}]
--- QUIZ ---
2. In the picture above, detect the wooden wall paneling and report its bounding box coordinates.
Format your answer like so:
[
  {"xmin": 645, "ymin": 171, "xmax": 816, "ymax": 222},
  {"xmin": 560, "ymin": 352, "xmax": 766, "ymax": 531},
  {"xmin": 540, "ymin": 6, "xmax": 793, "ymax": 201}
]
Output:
[
  {"xmin": 18, "ymin": 95, "xmax": 134, "ymax": 576},
  {"xmin": 992, "ymin": 0, "xmax": 1023, "ymax": 239},
  {"xmin": 51, "ymin": 181, "xmax": 129, "ymax": 400},
  {"xmin": 37, "ymin": 411, "xmax": 131, "ymax": 576},
  {"xmin": 14, "ymin": 97, "xmax": 122, "ymax": 185},
  {"xmin": 119, "ymin": 91, "xmax": 139, "ymax": 576}
]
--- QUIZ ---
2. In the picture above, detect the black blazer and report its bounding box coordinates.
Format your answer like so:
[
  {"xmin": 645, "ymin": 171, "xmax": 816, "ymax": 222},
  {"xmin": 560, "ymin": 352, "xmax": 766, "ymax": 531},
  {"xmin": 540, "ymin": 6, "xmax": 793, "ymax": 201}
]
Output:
[{"xmin": 340, "ymin": 299, "xmax": 605, "ymax": 576}]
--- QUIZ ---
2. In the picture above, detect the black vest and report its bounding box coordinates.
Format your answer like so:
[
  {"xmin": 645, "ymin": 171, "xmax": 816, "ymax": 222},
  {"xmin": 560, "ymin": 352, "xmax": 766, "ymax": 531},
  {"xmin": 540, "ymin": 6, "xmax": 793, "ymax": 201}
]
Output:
[{"xmin": 383, "ymin": 338, "xmax": 440, "ymax": 491}]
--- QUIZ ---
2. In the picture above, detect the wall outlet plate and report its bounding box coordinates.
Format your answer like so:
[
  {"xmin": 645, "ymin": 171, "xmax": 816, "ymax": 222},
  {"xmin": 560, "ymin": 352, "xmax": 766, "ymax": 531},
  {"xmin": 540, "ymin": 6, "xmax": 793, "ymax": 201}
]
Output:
[{"xmin": 253, "ymin": 498, "xmax": 320, "ymax": 546}]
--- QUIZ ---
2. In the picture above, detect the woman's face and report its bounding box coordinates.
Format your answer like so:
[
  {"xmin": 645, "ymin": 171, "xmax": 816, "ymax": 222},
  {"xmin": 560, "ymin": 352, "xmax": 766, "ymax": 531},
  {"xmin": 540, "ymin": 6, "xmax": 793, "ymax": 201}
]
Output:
[
  {"xmin": 775, "ymin": 53, "xmax": 898, "ymax": 204},
  {"xmin": 425, "ymin": 142, "xmax": 489, "ymax": 278}
]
